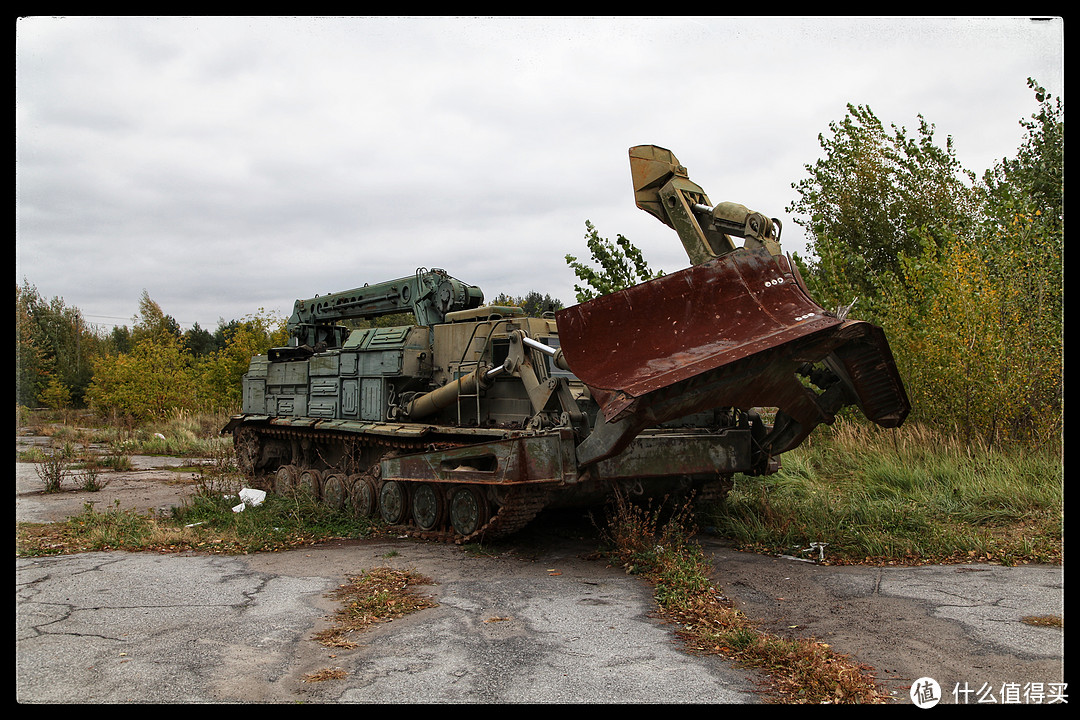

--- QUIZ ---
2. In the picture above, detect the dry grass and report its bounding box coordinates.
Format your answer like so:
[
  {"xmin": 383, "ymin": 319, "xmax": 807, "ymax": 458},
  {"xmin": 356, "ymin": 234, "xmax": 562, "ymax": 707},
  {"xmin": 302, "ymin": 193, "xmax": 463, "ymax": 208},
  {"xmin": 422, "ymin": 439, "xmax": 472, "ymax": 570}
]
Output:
[
  {"xmin": 302, "ymin": 668, "xmax": 348, "ymax": 683},
  {"xmin": 601, "ymin": 492, "xmax": 890, "ymax": 704},
  {"xmin": 312, "ymin": 567, "xmax": 438, "ymax": 649}
]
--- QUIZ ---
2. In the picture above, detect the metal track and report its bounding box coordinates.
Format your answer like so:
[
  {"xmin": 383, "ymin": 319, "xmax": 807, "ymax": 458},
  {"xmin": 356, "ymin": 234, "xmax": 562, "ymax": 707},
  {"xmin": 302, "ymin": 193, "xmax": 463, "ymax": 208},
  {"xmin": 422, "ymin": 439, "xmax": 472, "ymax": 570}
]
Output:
[
  {"xmin": 407, "ymin": 484, "xmax": 553, "ymax": 544},
  {"xmin": 232, "ymin": 422, "xmax": 553, "ymax": 544}
]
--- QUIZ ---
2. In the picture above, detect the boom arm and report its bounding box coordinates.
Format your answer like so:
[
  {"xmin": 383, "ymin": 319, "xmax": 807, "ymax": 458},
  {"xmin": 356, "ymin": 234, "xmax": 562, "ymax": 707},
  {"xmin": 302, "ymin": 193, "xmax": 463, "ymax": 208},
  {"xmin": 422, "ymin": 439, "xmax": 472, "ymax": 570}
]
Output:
[
  {"xmin": 629, "ymin": 145, "xmax": 782, "ymax": 264},
  {"xmin": 287, "ymin": 268, "xmax": 483, "ymax": 349}
]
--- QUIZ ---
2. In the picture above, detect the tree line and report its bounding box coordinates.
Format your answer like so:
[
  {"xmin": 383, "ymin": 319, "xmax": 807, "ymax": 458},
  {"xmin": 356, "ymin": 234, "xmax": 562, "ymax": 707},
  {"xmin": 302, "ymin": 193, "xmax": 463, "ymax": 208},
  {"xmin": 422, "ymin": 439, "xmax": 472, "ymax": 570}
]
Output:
[
  {"xmin": 16, "ymin": 285, "xmax": 289, "ymax": 423},
  {"xmin": 787, "ymin": 78, "xmax": 1062, "ymax": 449}
]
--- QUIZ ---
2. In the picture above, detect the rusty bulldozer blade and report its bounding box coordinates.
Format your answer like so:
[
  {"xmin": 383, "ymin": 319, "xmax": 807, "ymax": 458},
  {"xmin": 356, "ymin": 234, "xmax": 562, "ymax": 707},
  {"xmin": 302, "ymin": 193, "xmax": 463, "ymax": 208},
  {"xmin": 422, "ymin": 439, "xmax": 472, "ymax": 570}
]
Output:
[{"xmin": 556, "ymin": 247, "xmax": 909, "ymax": 468}]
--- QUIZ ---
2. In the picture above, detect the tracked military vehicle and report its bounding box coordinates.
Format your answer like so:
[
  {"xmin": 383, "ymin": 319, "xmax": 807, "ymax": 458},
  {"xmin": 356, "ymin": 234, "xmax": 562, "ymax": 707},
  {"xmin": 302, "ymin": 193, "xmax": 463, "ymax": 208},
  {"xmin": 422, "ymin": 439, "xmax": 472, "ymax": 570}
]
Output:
[{"xmin": 223, "ymin": 145, "xmax": 909, "ymax": 542}]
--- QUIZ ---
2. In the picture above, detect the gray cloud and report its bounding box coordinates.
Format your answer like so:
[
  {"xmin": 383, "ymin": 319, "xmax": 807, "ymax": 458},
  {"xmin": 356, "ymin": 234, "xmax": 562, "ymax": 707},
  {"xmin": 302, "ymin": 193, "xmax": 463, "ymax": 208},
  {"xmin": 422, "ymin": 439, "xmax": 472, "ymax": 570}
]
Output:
[{"xmin": 16, "ymin": 16, "xmax": 1063, "ymax": 332}]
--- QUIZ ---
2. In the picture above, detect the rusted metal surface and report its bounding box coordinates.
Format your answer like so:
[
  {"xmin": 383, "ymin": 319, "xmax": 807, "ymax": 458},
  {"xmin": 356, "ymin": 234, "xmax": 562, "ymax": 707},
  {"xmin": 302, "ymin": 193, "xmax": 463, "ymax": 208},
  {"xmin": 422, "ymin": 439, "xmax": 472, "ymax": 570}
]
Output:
[
  {"xmin": 826, "ymin": 323, "xmax": 909, "ymax": 427},
  {"xmin": 592, "ymin": 429, "xmax": 752, "ymax": 479},
  {"xmin": 557, "ymin": 248, "xmax": 835, "ymax": 418},
  {"xmin": 556, "ymin": 247, "xmax": 909, "ymax": 464},
  {"xmin": 381, "ymin": 431, "xmax": 576, "ymax": 487}
]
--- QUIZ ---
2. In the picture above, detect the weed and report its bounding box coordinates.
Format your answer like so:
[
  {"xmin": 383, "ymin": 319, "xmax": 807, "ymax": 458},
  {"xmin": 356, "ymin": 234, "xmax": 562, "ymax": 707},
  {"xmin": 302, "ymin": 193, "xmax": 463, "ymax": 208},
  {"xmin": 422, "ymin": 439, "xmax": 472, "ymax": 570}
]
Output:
[
  {"xmin": 17, "ymin": 483, "xmax": 377, "ymax": 558},
  {"xmin": 601, "ymin": 492, "xmax": 888, "ymax": 704},
  {"xmin": 705, "ymin": 420, "xmax": 1062, "ymax": 565},
  {"xmin": 77, "ymin": 459, "xmax": 110, "ymax": 492},
  {"xmin": 56, "ymin": 501, "xmax": 169, "ymax": 551},
  {"xmin": 100, "ymin": 444, "xmax": 134, "ymax": 471},
  {"xmin": 35, "ymin": 451, "xmax": 69, "ymax": 493},
  {"xmin": 190, "ymin": 445, "xmax": 243, "ymax": 499},
  {"xmin": 17, "ymin": 445, "xmax": 49, "ymax": 463}
]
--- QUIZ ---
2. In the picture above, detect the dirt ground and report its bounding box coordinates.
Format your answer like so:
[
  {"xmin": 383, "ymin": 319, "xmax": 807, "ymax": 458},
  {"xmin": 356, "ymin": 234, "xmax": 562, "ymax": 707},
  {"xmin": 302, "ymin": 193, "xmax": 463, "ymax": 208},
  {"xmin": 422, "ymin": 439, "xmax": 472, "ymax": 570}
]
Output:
[
  {"xmin": 16, "ymin": 434, "xmax": 209, "ymax": 524},
  {"xmin": 16, "ymin": 432, "xmax": 1065, "ymax": 704}
]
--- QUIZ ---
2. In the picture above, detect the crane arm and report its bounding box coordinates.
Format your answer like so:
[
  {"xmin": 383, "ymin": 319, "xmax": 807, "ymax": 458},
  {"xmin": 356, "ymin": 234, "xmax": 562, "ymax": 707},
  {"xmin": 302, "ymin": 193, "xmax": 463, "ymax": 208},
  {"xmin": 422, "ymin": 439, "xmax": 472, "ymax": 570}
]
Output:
[{"xmin": 286, "ymin": 268, "xmax": 483, "ymax": 349}]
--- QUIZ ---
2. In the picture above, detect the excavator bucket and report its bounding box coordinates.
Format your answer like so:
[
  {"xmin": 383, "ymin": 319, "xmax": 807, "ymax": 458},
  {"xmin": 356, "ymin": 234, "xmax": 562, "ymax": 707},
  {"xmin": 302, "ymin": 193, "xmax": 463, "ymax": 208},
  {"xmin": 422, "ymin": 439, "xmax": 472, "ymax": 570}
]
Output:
[{"xmin": 557, "ymin": 144, "xmax": 909, "ymax": 468}]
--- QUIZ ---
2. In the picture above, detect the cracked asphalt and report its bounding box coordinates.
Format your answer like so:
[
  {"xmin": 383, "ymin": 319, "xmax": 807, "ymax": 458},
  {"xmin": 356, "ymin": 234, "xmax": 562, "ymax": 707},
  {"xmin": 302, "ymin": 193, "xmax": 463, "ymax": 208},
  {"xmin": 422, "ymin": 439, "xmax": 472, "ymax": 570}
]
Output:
[
  {"xmin": 16, "ymin": 538, "xmax": 764, "ymax": 703},
  {"xmin": 15, "ymin": 445, "xmax": 1067, "ymax": 704}
]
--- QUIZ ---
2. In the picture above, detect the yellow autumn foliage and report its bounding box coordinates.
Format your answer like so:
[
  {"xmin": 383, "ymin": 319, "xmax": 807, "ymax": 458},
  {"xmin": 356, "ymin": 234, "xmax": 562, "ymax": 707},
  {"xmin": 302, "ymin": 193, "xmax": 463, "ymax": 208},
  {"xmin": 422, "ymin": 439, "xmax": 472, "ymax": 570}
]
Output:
[{"xmin": 881, "ymin": 213, "xmax": 1062, "ymax": 447}]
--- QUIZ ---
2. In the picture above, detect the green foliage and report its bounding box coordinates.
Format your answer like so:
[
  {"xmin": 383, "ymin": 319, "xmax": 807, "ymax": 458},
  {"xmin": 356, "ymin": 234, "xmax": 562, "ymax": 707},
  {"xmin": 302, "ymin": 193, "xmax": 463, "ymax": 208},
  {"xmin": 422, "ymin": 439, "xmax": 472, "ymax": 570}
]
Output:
[
  {"xmin": 85, "ymin": 334, "xmax": 201, "ymax": 423},
  {"xmin": 565, "ymin": 220, "xmax": 663, "ymax": 302},
  {"xmin": 788, "ymin": 103, "xmax": 977, "ymax": 320},
  {"xmin": 880, "ymin": 222, "xmax": 1061, "ymax": 446},
  {"xmin": 790, "ymin": 79, "xmax": 1062, "ymax": 448},
  {"xmin": 35, "ymin": 451, "xmax": 70, "ymax": 493},
  {"xmin": 170, "ymin": 490, "xmax": 370, "ymax": 554},
  {"xmin": 27, "ymin": 283, "xmax": 289, "ymax": 422},
  {"xmin": 131, "ymin": 289, "xmax": 182, "ymax": 345},
  {"xmin": 15, "ymin": 284, "xmax": 47, "ymax": 406},
  {"xmin": 490, "ymin": 290, "xmax": 564, "ymax": 315},
  {"xmin": 980, "ymin": 78, "xmax": 1064, "ymax": 233},
  {"xmin": 39, "ymin": 376, "xmax": 72, "ymax": 411},
  {"xmin": 708, "ymin": 421, "xmax": 1062, "ymax": 565},
  {"xmin": 877, "ymin": 80, "xmax": 1062, "ymax": 447},
  {"xmin": 16, "ymin": 281, "xmax": 99, "ymax": 407},
  {"xmin": 182, "ymin": 322, "xmax": 219, "ymax": 357}
]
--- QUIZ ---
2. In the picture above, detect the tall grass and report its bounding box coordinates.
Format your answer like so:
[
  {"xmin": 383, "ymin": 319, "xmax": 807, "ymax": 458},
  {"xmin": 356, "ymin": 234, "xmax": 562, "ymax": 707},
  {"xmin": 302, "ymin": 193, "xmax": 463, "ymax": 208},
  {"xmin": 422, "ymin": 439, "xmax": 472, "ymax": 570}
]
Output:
[
  {"xmin": 20, "ymin": 407, "xmax": 234, "ymax": 459},
  {"xmin": 706, "ymin": 420, "xmax": 1063, "ymax": 565}
]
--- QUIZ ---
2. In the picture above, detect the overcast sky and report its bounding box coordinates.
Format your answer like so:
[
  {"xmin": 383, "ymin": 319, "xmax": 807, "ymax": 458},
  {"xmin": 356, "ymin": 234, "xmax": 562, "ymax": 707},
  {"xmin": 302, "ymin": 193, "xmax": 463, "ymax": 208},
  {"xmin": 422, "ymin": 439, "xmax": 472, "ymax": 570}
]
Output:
[{"xmin": 16, "ymin": 16, "xmax": 1063, "ymax": 334}]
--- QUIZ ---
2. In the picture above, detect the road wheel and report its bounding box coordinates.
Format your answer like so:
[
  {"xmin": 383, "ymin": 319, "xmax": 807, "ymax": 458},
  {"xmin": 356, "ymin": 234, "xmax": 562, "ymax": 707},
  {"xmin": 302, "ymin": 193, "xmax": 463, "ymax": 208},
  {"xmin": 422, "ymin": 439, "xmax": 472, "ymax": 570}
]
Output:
[
  {"xmin": 273, "ymin": 465, "xmax": 297, "ymax": 495},
  {"xmin": 349, "ymin": 475, "xmax": 377, "ymax": 518},
  {"xmin": 379, "ymin": 480, "xmax": 408, "ymax": 525},
  {"xmin": 412, "ymin": 483, "xmax": 444, "ymax": 531},
  {"xmin": 297, "ymin": 468, "xmax": 322, "ymax": 499},
  {"xmin": 449, "ymin": 486, "xmax": 488, "ymax": 537},
  {"xmin": 321, "ymin": 473, "xmax": 348, "ymax": 510}
]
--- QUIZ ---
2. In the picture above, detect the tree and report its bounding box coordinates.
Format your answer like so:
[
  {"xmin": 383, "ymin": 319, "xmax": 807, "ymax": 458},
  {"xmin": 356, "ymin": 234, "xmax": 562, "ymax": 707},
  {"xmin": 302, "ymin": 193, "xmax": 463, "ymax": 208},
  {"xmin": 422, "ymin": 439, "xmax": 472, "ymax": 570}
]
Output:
[
  {"xmin": 490, "ymin": 291, "xmax": 564, "ymax": 315},
  {"xmin": 131, "ymin": 290, "xmax": 181, "ymax": 346},
  {"xmin": 183, "ymin": 322, "xmax": 219, "ymax": 357},
  {"xmin": 15, "ymin": 280, "xmax": 98, "ymax": 408},
  {"xmin": 39, "ymin": 376, "xmax": 72, "ymax": 412},
  {"xmin": 788, "ymin": 104, "xmax": 977, "ymax": 319},
  {"xmin": 85, "ymin": 333, "xmax": 200, "ymax": 423},
  {"xmin": 106, "ymin": 325, "xmax": 133, "ymax": 355},
  {"xmin": 565, "ymin": 220, "xmax": 663, "ymax": 303},
  {"xmin": 518, "ymin": 290, "xmax": 563, "ymax": 316},
  {"xmin": 15, "ymin": 283, "xmax": 48, "ymax": 407},
  {"xmin": 876, "ymin": 79, "xmax": 1063, "ymax": 447},
  {"xmin": 980, "ymin": 78, "xmax": 1064, "ymax": 235}
]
